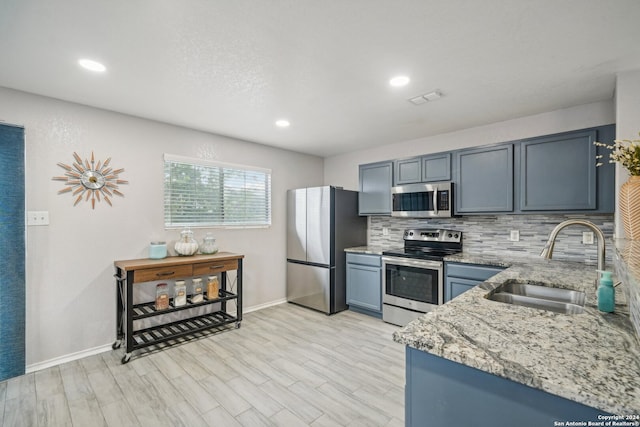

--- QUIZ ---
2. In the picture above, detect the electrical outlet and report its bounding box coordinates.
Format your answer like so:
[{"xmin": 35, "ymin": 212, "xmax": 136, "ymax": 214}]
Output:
[
  {"xmin": 27, "ymin": 211, "xmax": 49, "ymax": 226},
  {"xmin": 583, "ymin": 231, "xmax": 594, "ymax": 245},
  {"xmin": 509, "ymin": 230, "xmax": 520, "ymax": 242},
  {"xmin": 382, "ymin": 227, "xmax": 389, "ymax": 236}
]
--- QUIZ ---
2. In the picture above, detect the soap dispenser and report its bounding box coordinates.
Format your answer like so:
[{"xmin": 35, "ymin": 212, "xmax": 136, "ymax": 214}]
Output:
[{"xmin": 596, "ymin": 270, "xmax": 615, "ymax": 313}]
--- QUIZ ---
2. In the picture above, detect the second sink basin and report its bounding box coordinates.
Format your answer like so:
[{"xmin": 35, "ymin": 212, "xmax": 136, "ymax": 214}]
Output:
[
  {"xmin": 486, "ymin": 282, "xmax": 586, "ymax": 314},
  {"xmin": 498, "ymin": 282, "xmax": 586, "ymax": 305}
]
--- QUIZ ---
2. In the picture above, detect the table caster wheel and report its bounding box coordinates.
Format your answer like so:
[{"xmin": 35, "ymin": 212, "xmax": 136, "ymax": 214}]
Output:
[
  {"xmin": 121, "ymin": 353, "xmax": 131, "ymax": 364},
  {"xmin": 112, "ymin": 340, "xmax": 122, "ymax": 350},
  {"xmin": 235, "ymin": 322, "xmax": 241, "ymax": 329}
]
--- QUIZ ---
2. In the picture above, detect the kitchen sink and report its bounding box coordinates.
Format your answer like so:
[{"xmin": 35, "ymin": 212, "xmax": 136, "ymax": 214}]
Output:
[{"xmin": 486, "ymin": 282, "xmax": 586, "ymax": 314}]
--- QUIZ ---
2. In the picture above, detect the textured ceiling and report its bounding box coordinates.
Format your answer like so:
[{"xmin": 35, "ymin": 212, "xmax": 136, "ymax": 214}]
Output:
[{"xmin": 1, "ymin": 0, "xmax": 639, "ymax": 157}]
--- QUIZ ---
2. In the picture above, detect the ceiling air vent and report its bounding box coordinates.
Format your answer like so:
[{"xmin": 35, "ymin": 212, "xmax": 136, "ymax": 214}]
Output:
[{"xmin": 408, "ymin": 90, "xmax": 442, "ymax": 105}]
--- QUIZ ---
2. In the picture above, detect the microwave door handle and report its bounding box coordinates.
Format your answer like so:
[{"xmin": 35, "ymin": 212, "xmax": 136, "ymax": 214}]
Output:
[{"xmin": 433, "ymin": 188, "xmax": 438, "ymax": 215}]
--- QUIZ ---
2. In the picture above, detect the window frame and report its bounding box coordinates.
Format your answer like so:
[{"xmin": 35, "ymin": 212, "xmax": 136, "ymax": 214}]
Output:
[{"xmin": 163, "ymin": 153, "xmax": 272, "ymax": 229}]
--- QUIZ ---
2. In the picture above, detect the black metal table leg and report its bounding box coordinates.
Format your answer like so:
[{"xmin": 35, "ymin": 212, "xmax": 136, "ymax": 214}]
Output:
[
  {"xmin": 122, "ymin": 270, "xmax": 135, "ymax": 363},
  {"xmin": 221, "ymin": 271, "xmax": 227, "ymax": 313},
  {"xmin": 236, "ymin": 259, "xmax": 243, "ymax": 324},
  {"xmin": 112, "ymin": 268, "xmax": 125, "ymax": 350}
]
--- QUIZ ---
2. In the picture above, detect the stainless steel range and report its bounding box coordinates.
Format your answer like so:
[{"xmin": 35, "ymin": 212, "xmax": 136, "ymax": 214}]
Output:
[{"xmin": 382, "ymin": 228, "xmax": 462, "ymax": 326}]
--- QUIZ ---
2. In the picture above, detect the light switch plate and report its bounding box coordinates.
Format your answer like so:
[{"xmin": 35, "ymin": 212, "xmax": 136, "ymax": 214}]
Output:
[
  {"xmin": 27, "ymin": 211, "xmax": 49, "ymax": 226},
  {"xmin": 509, "ymin": 230, "xmax": 519, "ymax": 242},
  {"xmin": 583, "ymin": 232, "xmax": 594, "ymax": 245}
]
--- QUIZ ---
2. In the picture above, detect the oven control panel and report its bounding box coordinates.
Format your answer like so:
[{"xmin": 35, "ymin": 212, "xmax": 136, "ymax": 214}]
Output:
[{"xmin": 403, "ymin": 228, "xmax": 461, "ymax": 243}]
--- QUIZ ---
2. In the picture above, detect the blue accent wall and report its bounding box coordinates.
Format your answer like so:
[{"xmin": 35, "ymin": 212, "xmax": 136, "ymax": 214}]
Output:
[{"xmin": 0, "ymin": 123, "xmax": 25, "ymax": 381}]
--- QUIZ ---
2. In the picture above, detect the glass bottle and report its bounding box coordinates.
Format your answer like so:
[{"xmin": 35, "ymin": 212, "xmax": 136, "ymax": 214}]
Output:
[
  {"xmin": 155, "ymin": 283, "xmax": 169, "ymax": 310},
  {"xmin": 174, "ymin": 280, "xmax": 187, "ymax": 307},
  {"xmin": 191, "ymin": 278, "xmax": 204, "ymax": 303},
  {"xmin": 207, "ymin": 276, "xmax": 219, "ymax": 300}
]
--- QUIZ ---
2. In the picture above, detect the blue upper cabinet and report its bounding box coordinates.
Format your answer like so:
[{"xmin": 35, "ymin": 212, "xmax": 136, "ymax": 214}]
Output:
[
  {"xmin": 422, "ymin": 152, "xmax": 451, "ymax": 182},
  {"xmin": 394, "ymin": 157, "xmax": 422, "ymax": 185},
  {"xmin": 520, "ymin": 130, "xmax": 597, "ymax": 211},
  {"xmin": 359, "ymin": 161, "xmax": 393, "ymax": 215},
  {"xmin": 360, "ymin": 124, "xmax": 614, "ymax": 216},
  {"xmin": 455, "ymin": 145, "xmax": 514, "ymax": 213},
  {"xmin": 394, "ymin": 153, "xmax": 451, "ymax": 185}
]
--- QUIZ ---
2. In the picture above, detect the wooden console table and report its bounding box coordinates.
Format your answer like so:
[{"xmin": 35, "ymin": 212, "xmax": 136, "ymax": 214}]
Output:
[{"xmin": 113, "ymin": 252, "xmax": 243, "ymax": 363}]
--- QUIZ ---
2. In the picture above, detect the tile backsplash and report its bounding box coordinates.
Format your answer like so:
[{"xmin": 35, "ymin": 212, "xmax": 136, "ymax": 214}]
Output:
[{"xmin": 369, "ymin": 214, "xmax": 615, "ymax": 266}]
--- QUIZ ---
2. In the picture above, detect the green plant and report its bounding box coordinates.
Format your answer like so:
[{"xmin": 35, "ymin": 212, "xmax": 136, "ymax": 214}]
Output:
[{"xmin": 594, "ymin": 132, "xmax": 640, "ymax": 176}]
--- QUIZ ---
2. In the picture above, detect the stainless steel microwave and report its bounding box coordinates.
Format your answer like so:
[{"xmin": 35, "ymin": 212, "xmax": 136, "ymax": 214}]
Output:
[{"xmin": 391, "ymin": 182, "xmax": 454, "ymax": 218}]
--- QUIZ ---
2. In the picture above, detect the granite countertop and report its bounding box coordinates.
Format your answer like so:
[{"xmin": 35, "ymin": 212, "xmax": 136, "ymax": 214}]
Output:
[
  {"xmin": 344, "ymin": 245, "xmax": 388, "ymax": 255},
  {"xmin": 393, "ymin": 254, "xmax": 640, "ymax": 415}
]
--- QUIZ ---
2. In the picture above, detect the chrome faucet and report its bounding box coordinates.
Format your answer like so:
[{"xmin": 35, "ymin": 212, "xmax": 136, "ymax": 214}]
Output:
[{"xmin": 540, "ymin": 219, "xmax": 606, "ymax": 288}]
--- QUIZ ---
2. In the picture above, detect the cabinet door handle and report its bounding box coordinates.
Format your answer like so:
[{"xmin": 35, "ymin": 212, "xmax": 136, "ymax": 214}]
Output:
[
  {"xmin": 156, "ymin": 271, "xmax": 175, "ymax": 277},
  {"xmin": 209, "ymin": 265, "xmax": 225, "ymax": 270}
]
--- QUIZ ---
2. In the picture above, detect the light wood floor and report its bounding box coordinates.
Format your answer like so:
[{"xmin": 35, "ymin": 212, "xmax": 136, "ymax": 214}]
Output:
[{"xmin": 0, "ymin": 303, "xmax": 405, "ymax": 427}]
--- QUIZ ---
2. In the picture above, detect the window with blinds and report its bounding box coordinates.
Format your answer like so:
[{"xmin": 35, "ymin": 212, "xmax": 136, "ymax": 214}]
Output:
[{"xmin": 164, "ymin": 154, "xmax": 271, "ymax": 227}]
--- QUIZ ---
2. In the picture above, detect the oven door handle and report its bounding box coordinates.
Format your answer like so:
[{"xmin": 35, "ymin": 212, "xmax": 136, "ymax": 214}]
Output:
[{"xmin": 382, "ymin": 256, "xmax": 443, "ymax": 270}]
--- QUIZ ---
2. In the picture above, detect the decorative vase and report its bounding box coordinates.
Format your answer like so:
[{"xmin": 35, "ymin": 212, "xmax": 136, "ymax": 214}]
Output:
[
  {"xmin": 174, "ymin": 227, "xmax": 199, "ymax": 256},
  {"xmin": 619, "ymin": 176, "xmax": 640, "ymax": 239}
]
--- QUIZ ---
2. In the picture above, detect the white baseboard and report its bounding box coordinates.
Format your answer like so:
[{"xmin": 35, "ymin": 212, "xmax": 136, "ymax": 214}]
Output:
[
  {"xmin": 244, "ymin": 298, "xmax": 287, "ymax": 313},
  {"xmin": 26, "ymin": 343, "xmax": 112, "ymax": 374},
  {"xmin": 24, "ymin": 298, "xmax": 288, "ymax": 373}
]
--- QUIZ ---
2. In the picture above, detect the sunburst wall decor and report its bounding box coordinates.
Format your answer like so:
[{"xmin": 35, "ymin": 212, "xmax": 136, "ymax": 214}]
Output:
[{"xmin": 53, "ymin": 151, "xmax": 128, "ymax": 209}]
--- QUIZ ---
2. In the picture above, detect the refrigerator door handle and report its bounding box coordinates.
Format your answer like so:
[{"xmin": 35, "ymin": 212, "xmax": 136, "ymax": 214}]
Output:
[{"xmin": 286, "ymin": 259, "xmax": 331, "ymax": 269}]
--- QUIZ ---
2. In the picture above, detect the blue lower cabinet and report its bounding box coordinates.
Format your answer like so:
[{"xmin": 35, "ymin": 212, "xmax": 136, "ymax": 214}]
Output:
[
  {"xmin": 346, "ymin": 253, "xmax": 382, "ymax": 317},
  {"xmin": 444, "ymin": 262, "xmax": 505, "ymax": 302},
  {"xmin": 446, "ymin": 277, "xmax": 478, "ymax": 301},
  {"xmin": 405, "ymin": 347, "xmax": 606, "ymax": 427}
]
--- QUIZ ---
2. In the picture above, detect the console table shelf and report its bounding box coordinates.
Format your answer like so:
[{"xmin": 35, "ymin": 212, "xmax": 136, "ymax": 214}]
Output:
[
  {"xmin": 113, "ymin": 252, "xmax": 244, "ymax": 363},
  {"xmin": 131, "ymin": 310, "xmax": 237, "ymax": 347},
  {"xmin": 131, "ymin": 289, "xmax": 238, "ymax": 320}
]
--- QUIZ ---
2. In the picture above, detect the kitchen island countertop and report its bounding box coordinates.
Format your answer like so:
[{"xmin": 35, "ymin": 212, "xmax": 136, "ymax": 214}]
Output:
[{"xmin": 393, "ymin": 253, "xmax": 640, "ymax": 415}]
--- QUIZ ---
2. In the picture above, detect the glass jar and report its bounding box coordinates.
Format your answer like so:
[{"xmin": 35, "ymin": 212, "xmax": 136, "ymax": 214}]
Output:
[
  {"xmin": 191, "ymin": 278, "xmax": 204, "ymax": 303},
  {"xmin": 174, "ymin": 280, "xmax": 187, "ymax": 307},
  {"xmin": 149, "ymin": 241, "xmax": 167, "ymax": 259},
  {"xmin": 207, "ymin": 276, "xmax": 219, "ymax": 300},
  {"xmin": 155, "ymin": 283, "xmax": 169, "ymax": 310},
  {"xmin": 174, "ymin": 227, "xmax": 198, "ymax": 256},
  {"xmin": 200, "ymin": 233, "xmax": 218, "ymax": 255}
]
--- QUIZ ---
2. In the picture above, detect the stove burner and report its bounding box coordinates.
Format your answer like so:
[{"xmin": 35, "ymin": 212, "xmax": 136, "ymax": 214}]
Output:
[
  {"xmin": 382, "ymin": 247, "xmax": 461, "ymax": 261},
  {"xmin": 382, "ymin": 228, "xmax": 462, "ymax": 261}
]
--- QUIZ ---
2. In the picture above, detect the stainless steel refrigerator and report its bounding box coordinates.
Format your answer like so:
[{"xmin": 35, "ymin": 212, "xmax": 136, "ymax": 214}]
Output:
[{"xmin": 287, "ymin": 186, "xmax": 367, "ymax": 314}]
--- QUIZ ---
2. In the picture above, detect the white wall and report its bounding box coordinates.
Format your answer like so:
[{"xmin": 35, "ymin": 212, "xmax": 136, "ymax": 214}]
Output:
[
  {"xmin": 0, "ymin": 87, "xmax": 324, "ymax": 367},
  {"xmin": 323, "ymin": 100, "xmax": 615, "ymax": 191},
  {"xmin": 615, "ymin": 70, "xmax": 640, "ymax": 238}
]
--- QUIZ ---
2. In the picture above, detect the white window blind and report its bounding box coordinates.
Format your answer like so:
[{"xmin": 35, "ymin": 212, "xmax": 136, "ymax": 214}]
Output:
[{"xmin": 164, "ymin": 154, "xmax": 271, "ymax": 227}]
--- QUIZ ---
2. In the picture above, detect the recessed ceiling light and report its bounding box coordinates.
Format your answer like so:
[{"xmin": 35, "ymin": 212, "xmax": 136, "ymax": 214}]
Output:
[
  {"xmin": 389, "ymin": 75, "xmax": 410, "ymax": 87},
  {"xmin": 275, "ymin": 119, "xmax": 290, "ymax": 128},
  {"xmin": 78, "ymin": 59, "xmax": 106, "ymax": 73}
]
